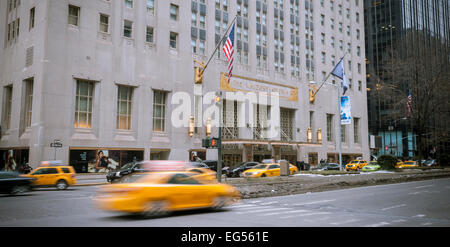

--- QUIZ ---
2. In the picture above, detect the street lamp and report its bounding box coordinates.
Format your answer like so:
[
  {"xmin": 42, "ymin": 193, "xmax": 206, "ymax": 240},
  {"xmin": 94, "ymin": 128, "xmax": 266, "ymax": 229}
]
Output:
[
  {"xmin": 307, "ymin": 127, "xmax": 313, "ymax": 143},
  {"xmin": 317, "ymin": 128, "xmax": 322, "ymax": 143},
  {"xmin": 188, "ymin": 116, "xmax": 195, "ymax": 137},
  {"xmin": 206, "ymin": 118, "xmax": 212, "ymax": 137}
]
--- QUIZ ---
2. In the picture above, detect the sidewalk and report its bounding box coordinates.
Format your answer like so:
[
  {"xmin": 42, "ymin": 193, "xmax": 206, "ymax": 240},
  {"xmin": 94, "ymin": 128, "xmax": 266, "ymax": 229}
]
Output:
[{"xmin": 74, "ymin": 173, "xmax": 108, "ymax": 186}]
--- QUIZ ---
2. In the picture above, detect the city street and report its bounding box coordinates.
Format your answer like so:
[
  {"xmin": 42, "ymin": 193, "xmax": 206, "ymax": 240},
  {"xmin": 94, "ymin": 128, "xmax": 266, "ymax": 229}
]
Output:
[{"xmin": 1, "ymin": 178, "xmax": 449, "ymax": 227}]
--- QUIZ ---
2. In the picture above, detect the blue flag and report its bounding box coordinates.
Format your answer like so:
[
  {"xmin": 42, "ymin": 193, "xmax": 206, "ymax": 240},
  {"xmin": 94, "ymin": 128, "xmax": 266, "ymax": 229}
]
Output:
[{"xmin": 331, "ymin": 58, "xmax": 349, "ymax": 95}]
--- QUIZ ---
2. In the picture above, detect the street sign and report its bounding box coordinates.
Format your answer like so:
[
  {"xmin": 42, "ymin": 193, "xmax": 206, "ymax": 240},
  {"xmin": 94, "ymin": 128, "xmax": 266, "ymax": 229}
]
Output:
[{"xmin": 50, "ymin": 140, "xmax": 63, "ymax": 148}]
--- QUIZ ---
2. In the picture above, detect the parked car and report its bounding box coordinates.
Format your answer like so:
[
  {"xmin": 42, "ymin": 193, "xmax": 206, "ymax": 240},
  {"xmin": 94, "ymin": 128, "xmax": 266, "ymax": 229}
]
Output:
[
  {"xmin": 242, "ymin": 163, "xmax": 298, "ymax": 178},
  {"xmin": 322, "ymin": 163, "xmax": 341, "ymax": 171},
  {"xmin": 396, "ymin": 160, "xmax": 419, "ymax": 169},
  {"xmin": 422, "ymin": 159, "xmax": 437, "ymax": 167},
  {"xmin": 107, "ymin": 161, "xmax": 148, "ymax": 183},
  {"xmin": 0, "ymin": 171, "xmax": 35, "ymax": 195},
  {"xmin": 23, "ymin": 163, "xmax": 76, "ymax": 190},
  {"xmin": 230, "ymin": 162, "xmax": 260, "ymax": 177},
  {"xmin": 311, "ymin": 163, "xmax": 341, "ymax": 171},
  {"xmin": 95, "ymin": 171, "xmax": 241, "ymax": 217},
  {"xmin": 201, "ymin": 160, "xmax": 230, "ymax": 177},
  {"xmin": 345, "ymin": 160, "xmax": 368, "ymax": 171},
  {"xmin": 361, "ymin": 161, "xmax": 381, "ymax": 172}
]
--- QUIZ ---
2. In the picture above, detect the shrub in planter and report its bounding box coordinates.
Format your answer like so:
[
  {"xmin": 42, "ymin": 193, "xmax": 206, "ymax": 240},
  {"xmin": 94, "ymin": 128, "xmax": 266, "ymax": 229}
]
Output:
[{"xmin": 377, "ymin": 154, "xmax": 398, "ymax": 170}]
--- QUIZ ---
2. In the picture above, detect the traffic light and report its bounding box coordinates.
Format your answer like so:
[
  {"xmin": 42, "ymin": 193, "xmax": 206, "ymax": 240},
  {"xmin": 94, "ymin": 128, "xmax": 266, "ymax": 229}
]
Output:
[
  {"xmin": 194, "ymin": 67, "xmax": 204, "ymax": 84},
  {"xmin": 202, "ymin": 137, "xmax": 220, "ymax": 149},
  {"xmin": 211, "ymin": 137, "xmax": 220, "ymax": 148},
  {"xmin": 202, "ymin": 138, "xmax": 210, "ymax": 148}
]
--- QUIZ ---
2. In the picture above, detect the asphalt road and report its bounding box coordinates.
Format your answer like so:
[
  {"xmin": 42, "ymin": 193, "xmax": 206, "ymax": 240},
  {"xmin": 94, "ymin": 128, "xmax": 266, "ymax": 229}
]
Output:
[{"xmin": 1, "ymin": 178, "xmax": 449, "ymax": 227}]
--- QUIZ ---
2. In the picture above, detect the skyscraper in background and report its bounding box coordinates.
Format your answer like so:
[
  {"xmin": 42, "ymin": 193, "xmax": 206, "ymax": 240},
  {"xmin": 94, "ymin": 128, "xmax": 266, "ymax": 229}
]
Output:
[{"xmin": 364, "ymin": 0, "xmax": 450, "ymax": 158}]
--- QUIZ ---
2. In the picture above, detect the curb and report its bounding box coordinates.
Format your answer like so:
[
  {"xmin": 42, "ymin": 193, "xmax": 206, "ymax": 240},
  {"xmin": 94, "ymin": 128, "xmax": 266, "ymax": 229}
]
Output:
[{"xmin": 74, "ymin": 182, "xmax": 109, "ymax": 187}]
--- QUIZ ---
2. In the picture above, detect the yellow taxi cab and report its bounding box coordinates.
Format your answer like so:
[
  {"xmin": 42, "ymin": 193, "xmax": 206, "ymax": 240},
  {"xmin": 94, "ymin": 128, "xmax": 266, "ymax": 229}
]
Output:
[
  {"xmin": 95, "ymin": 171, "xmax": 240, "ymax": 217},
  {"xmin": 186, "ymin": 167, "xmax": 217, "ymax": 181},
  {"xmin": 23, "ymin": 161, "xmax": 76, "ymax": 190},
  {"xmin": 345, "ymin": 160, "xmax": 368, "ymax": 171},
  {"xmin": 396, "ymin": 160, "xmax": 419, "ymax": 169},
  {"xmin": 241, "ymin": 163, "xmax": 298, "ymax": 178}
]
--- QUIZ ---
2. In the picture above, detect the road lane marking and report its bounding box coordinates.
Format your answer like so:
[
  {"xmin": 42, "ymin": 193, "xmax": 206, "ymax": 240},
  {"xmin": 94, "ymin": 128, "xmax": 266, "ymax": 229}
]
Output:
[
  {"xmin": 228, "ymin": 204, "xmax": 258, "ymax": 208},
  {"xmin": 279, "ymin": 212, "xmax": 331, "ymax": 219},
  {"xmin": 412, "ymin": 214, "xmax": 426, "ymax": 218},
  {"xmin": 365, "ymin": 222, "xmax": 390, "ymax": 227},
  {"xmin": 381, "ymin": 204, "xmax": 407, "ymax": 211},
  {"xmin": 260, "ymin": 201, "xmax": 279, "ymax": 205},
  {"xmin": 233, "ymin": 206, "xmax": 273, "ymax": 211},
  {"xmin": 329, "ymin": 219, "xmax": 361, "ymax": 225},
  {"xmin": 261, "ymin": 209, "xmax": 310, "ymax": 216},
  {"xmin": 248, "ymin": 200, "xmax": 262, "ymax": 203},
  {"xmin": 414, "ymin": 185, "xmax": 433, "ymax": 189},
  {"xmin": 293, "ymin": 199, "xmax": 336, "ymax": 206},
  {"xmin": 236, "ymin": 207, "xmax": 290, "ymax": 214}
]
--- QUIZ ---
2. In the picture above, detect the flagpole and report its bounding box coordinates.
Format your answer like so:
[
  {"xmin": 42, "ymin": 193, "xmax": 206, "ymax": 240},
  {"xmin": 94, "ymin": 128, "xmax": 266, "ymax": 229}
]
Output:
[
  {"xmin": 337, "ymin": 80, "xmax": 343, "ymax": 171},
  {"xmin": 203, "ymin": 15, "xmax": 238, "ymax": 71},
  {"xmin": 312, "ymin": 53, "xmax": 348, "ymax": 98}
]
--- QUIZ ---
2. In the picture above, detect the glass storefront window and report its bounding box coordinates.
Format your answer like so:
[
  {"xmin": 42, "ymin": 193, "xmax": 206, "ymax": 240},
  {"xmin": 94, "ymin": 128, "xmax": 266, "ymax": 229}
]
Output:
[{"xmin": 69, "ymin": 149, "xmax": 143, "ymax": 173}]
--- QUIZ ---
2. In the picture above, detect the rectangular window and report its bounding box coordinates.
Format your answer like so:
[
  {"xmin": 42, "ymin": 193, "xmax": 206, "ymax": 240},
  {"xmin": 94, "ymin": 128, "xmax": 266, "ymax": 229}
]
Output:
[
  {"xmin": 146, "ymin": 26, "xmax": 154, "ymax": 43},
  {"xmin": 74, "ymin": 80, "xmax": 94, "ymax": 129},
  {"xmin": 123, "ymin": 20, "xmax": 133, "ymax": 38},
  {"xmin": 153, "ymin": 90, "xmax": 166, "ymax": 132},
  {"xmin": 326, "ymin": 114, "xmax": 333, "ymax": 142},
  {"xmin": 15, "ymin": 19, "xmax": 20, "ymax": 38},
  {"xmin": 68, "ymin": 5, "xmax": 80, "ymax": 26},
  {"xmin": 3, "ymin": 85, "xmax": 13, "ymax": 130},
  {"xmin": 169, "ymin": 32, "xmax": 178, "ymax": 49},
  {"xmin": 125, "ymin": 0, "xmax": 133, "ymax": 8},
  {"xmin": 117, "ymin": 85, "xmax": 133, "ymax": 130},
  {"xmin": 341, "ymin": 125, "xmax": 346, "ymax": 143},
  {"xmin": 170, "ymin": 4, "xmax": 178, "ymax": 21},
  {"xmin": 29, "ymin": 7, "xmax": 35, "ymax": 30},
  {"xmin": 24, "ymin": 79, "xmax": 33, "ymax": 128},
  {"xmin": 146, "ymin": 0, "xmax": 154, "ymax": 13},
  {"xmin": 99, "ymin": 14, "xmax": 109, "ymax": 33},
  {"xmin": 354, "ymin": 118, "xmax": 360, "ymax": 143}
]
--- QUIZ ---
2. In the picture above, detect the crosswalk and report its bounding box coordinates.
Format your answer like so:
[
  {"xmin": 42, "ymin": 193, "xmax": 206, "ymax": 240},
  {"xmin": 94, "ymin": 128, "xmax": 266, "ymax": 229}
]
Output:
[
  {"xmin": 223, "ymin": 199, "xmax": 440, "ymax": 227},
  {"xmin": 226, "ymin": 200, "xmax": 334, "ymax": 219}
]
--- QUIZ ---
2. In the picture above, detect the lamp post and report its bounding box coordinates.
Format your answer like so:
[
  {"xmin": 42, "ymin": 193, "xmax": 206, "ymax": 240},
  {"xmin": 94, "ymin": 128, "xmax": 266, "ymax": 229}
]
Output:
[
  {"xmin": 317, "ymin": 128, "xmax": 322, "ymax": 143},
  {"xmin": 307, "ymin": 127, "xmax": 313, "ymax": 143},
  {"xmin": 188, "ymin": 116, "xmax": 195, "ymax": 137}
]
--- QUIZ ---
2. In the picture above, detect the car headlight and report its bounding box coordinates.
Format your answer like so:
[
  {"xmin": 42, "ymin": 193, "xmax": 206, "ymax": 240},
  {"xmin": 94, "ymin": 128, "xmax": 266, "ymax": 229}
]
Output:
[{"xmin": 115, "ymin": 172, "xmax": 121, "ymax": 177}]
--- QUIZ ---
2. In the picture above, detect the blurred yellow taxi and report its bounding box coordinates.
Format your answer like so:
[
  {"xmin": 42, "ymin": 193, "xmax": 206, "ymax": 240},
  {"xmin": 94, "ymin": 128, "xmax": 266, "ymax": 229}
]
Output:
[
  {"xmin": 23, "ymin": 162, "xmax": 76, "ymax": 190},
  {"xmin": 242, "ymin": 163, "xmax": 298, "ymax": 178},
  {"xmin": 95, "ymin": 171, "xmax": 240, "ymax": 217},
  {"xmin": 345, "ymin": 160, "xmax": 368, "ymax": 171},
  {"xmin": 186, "ymin": 167, "xmax": 217, "ymax": 181},
  {"xmin": 396, "ymin": 160, "xmax": 419, "ymax": 169}
]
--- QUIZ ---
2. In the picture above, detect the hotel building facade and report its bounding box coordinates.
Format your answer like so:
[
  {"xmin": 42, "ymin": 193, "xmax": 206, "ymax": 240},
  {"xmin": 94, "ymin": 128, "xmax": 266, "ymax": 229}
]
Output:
[{"xmin": 0, "ymin": 0, "xmax": 369, "ymax": 172}]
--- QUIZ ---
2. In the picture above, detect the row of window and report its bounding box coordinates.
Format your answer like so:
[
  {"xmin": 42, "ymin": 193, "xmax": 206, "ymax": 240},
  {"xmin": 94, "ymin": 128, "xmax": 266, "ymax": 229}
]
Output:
[
  {"xmin": 1, "ymin": 80, "xmax": 167, "ymax": 133},
  {"xmin": 2, "ymin": 79, "xmax": 361, "ymax": 144}
]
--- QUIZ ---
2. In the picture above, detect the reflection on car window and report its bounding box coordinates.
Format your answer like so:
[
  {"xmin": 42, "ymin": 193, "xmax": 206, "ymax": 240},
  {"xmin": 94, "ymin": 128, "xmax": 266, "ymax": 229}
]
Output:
[
  {"xmin": 269, "ymin": 165, "xmax": 280, "ymax": 169},
  {"xmin": 253, "ymin": 164, "xmax": 268, "ymax": 169}
]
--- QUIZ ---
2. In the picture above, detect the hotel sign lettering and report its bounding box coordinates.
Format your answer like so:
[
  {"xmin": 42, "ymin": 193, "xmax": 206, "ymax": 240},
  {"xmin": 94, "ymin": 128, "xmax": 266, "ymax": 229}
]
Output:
[{"xmin": 220, "ymin": 73, "xmax": 298, "ymax": 102}]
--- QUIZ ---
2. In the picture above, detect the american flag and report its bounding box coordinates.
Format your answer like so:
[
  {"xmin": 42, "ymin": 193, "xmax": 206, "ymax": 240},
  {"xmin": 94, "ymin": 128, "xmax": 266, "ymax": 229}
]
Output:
[
  {"xmin": 222, "ymin": 24, "xmax": 235, "ymax": 83},
  {"xmin": 407, "ymin": 90, "xmax": 412, "ymax": 117}
]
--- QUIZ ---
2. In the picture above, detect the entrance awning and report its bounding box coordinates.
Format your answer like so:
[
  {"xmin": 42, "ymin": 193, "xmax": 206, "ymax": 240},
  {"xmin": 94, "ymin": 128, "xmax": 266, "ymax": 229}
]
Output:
[{"xmin": 221, "ymin": 139, "xmax": 322, "ymax": 147}]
